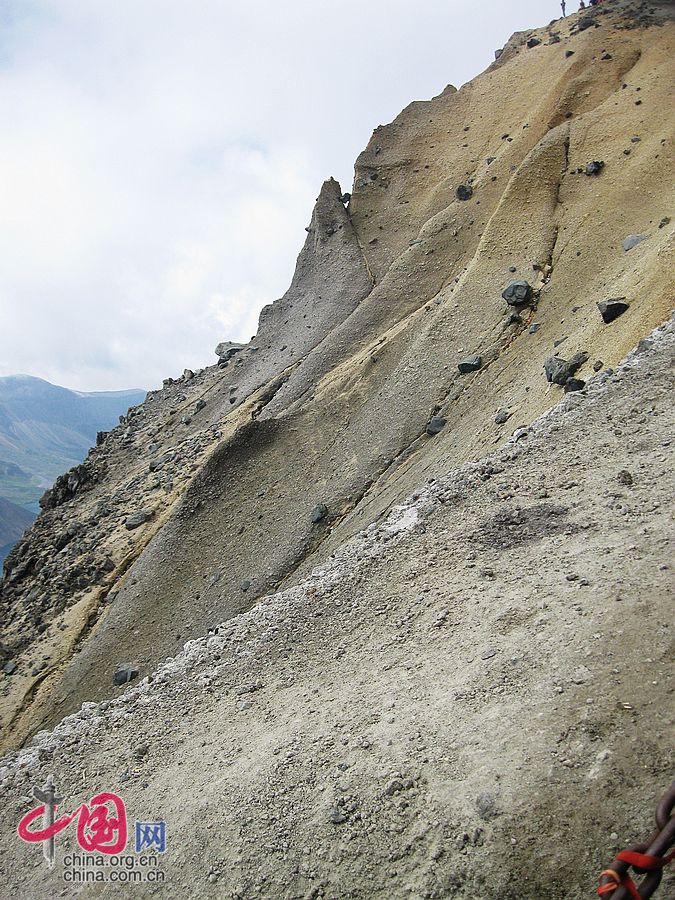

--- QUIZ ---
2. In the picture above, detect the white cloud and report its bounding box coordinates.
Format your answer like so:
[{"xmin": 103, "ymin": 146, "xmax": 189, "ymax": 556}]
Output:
[{"xmin": 0, "ymin": 0, "xmax": 552, "ymax": 391}]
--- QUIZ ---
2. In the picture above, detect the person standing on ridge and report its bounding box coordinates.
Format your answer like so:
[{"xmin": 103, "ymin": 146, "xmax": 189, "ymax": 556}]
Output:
[{"xmin": 561, "ymin": 0, "xmax": 566, "ymax": 15}]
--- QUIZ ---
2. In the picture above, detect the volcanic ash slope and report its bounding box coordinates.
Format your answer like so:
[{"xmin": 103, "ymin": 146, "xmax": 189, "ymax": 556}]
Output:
[
  {"xmin": 0, "ymin": 2, "xmax": 674, "ymax": 896},
  {"xmin": 0, "ymin": 319, "xmax": 673, "ymax": 899}
]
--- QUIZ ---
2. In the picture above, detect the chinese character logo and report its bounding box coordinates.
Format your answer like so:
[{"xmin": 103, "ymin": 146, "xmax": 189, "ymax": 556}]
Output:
[
  {"xmin": 135, "ymin": 821, "xmax": 167, "ymax": 853},
  {"xmin": 17, "ymin": 776, "xmax": 127, "ymax": 868}
]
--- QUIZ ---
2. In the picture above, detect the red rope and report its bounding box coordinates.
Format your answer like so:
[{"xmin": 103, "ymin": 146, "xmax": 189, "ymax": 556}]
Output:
[
  {"xmin": 597, "ymin": 867, "xmax": 641, "ymax": 900},
  {"xmin": 597, "ymin": 849, "xmax": 675, "ymax": 899},
  {"xmin": 616, "ymin": 849, "xmax": 675, "ymax": 870}
]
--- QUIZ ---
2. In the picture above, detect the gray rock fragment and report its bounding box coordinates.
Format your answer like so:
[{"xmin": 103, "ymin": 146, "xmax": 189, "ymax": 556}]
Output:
[
  {"xmin": 124, "ymin": 509, "xmax": 154, "ymax": 530},
  {"xmin": 597, "ymin": 299, "xmax": 629, "ymax": 324},
  {"xmin": 215, "ymin": 341, "xmax": 246, "ymax": 363},
  {"xmin": 622, "ymin": 234, "xmax": 648, "ymax": 252},
  {"xmin": 584, "ymin": 160, "xmax": 604, "ymax": 176},
  {"xmin": 543, "ymin": 352, "xmax": 589, "ymax": 385},
  {"xmin": 426, "ymin": 416, "xmax": 447, "ymax": 435},
  {"xmin": 502, "ymin": 280, "xmax": 533, "ymax": 306},
  {"xmin": 113, "ymin": 664, "xmax": 139, "ymax": 686},
  {"xmin": 458, "ymin": 356, "xmax": 483, "ymax": 375},
  {"xmin": 311, "ymin": 504, "xmax": 329, "ymax": 524},
  {"xmin": 384, "ymin": 778, "xmax": 404, "ymax": 796},
  {"xmin": 564, "ymin": 378, "xmax": 586, "ymax": 392},
  {"xmin": 577, "ymin": 16, "xmax": 599, "ymax": 31}
]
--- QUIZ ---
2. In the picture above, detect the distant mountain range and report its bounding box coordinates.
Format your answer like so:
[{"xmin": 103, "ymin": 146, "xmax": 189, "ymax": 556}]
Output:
[
  {"xmin": 0, "ymin": 496, "xmax": 35, "ymax": 564},
  {"xmin": 0, "ymin": 375, "xmax": 145, "ymax": 562}
]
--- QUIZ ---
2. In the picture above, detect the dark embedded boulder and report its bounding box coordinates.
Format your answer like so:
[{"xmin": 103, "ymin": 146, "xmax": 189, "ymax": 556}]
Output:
[
  {"xmin": 54, "ymin": 524, "xmax": 82, "ymax": 551},
  {"xmin": 124, "ymin": 509, "xmax": 154, "ymax": 530},
  {"xmin": 544, "ymin": 351, "xmax": 589, "ymax": 385},
  {"xmin": 597, "ymin": 299, "xmax": 629, "ymax": 324},
  {"xmin": 149, "ymin": 451, "xmax": 174, "ymax": 473},
  {"xmin": 494, "ymin": 409, "xmax": 512, "ymax": 425},
  {"xmin": 502, "ymin": 280, "xmax": 533, "ymax": 306},
  {"xmin": 311, "ymin": 504, "xmax": 328, "ymax": 524},
  {"xmin": 455, "ymin": 184, "xmax": 473, "ymax": 201},
  {"xmin": 426, "ymin": 416, "xmax": 447, "ymax": 435},
  {"xmin": 585, "ymin": 160, "xmax": 605, "ymax": 176},
  {"xmin": 578, "ymin": 16, "xmax": 599, "ymax": 31},
  {"xmin": 458, "ymin": 356, "xmax": 483, "ymax": 375},
  {"xmin": 113, "ymin": 663, "xmax": 139, "ymax": 686},
  {"xmin": 564, "ymin": 378, "xmax": 586, "ymax": 393}
]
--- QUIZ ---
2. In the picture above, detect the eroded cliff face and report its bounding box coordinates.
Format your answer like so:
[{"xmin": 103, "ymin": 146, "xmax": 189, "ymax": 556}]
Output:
[{"xmin": 1, "ymin": 0, "xmax": 673, "ymax": 751}]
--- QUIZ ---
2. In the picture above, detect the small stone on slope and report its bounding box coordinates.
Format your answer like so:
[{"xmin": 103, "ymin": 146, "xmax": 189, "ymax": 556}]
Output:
[
  {"xmin": 597, "ymin": 299, "xmax": 629, "ymax": 324},
  {"xmin": 113, "ymin": 664, "xmax": 139, "ymax": 686},
  {"xmin": 125, "ymin": 509, "xmax": 154, "ymax": 530},
  {"xmin": 311, "ymin": 504, "xmax": 328, "ymax": 523},
  {"xmin": 458, "ymin": 356, "xmax": 483, "ymax": 375},
  {"xmin": 426, "ymin": 416, "xmax": 447, "ymax": 435},
  {"xmin": 564, "ymin": 378, "xmax": 586, "ymax": 393},
  {"xmin": 502, "ymin": 281, "xmax": 533, "ymax": 306},
  {"xmin": 622, "ymin": 234, "xmax": 648, "ymax": 252},
  {"xmin": 543, "ymin": 352, "xmax": 588, "ymax": 386}
]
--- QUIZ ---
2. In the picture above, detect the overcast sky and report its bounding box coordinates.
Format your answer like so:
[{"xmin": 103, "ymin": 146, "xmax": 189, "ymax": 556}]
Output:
[{"xmin": 0, "ymin": 0, "xmax": 556, "ymax": 392}]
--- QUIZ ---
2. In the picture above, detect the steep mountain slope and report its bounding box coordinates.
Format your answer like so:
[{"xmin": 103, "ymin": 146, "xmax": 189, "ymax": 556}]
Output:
[
  {"xmin": 0, "ymin": 498, "xmax": 35, "ymax": 565},
  {"xmin": 0, "ymin": 0, "xmax": 673, "ymax": 812},
  {"xmin": 0, "ymin": 315, "xmax": 672, "ymax": 899}
]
